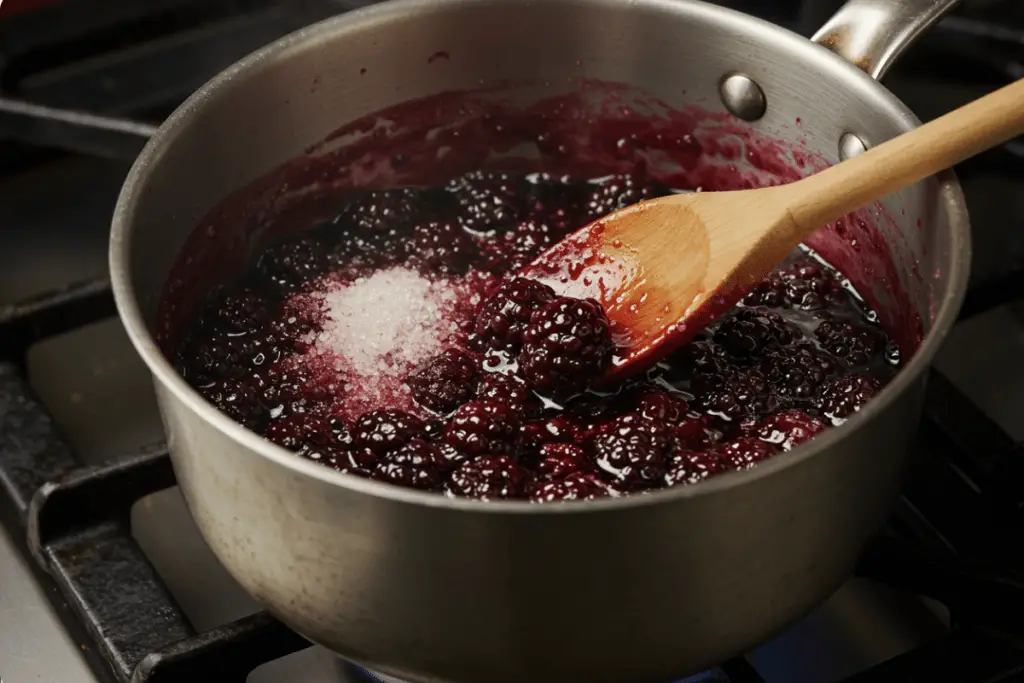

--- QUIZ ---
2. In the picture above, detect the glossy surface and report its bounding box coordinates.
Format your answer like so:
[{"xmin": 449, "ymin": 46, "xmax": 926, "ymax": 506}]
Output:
[
  {"xmin": 108, "ymin": 0, "xmax": 969, "ymax": 681},
  {"xmin": 176, "ymin": 172, "xmax": 898, "ymax": 502},
  {"xmin": 812, "ymin": 0, "xmax": 963, "ymax": 80}
]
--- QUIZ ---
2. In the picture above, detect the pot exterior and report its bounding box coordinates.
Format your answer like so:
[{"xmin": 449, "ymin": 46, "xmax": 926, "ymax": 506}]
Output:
[
  {"xmin": 111, "ymin": 1, "xmax": 970, "ymax": 681},
  {"xmin": 159, "ymin": 375, "xmax": 926, "ymax": 682}
]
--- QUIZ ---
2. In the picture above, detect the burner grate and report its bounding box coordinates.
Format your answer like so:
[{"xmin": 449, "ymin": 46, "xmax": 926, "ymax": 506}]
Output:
[
  {"xmin": 2, "ymin": 2, "xmax": 1024, "ymax": 682},
  {"xmin": 0, "ymin": 284, "xmax": 314, "ymax": 682},
  {"xmin": 0, "ymin": 281, "xmax": 308, "ymax": 683},
  {"xmin": 0, "ymin": 0, "xmax": 376, "ymax": 165}
]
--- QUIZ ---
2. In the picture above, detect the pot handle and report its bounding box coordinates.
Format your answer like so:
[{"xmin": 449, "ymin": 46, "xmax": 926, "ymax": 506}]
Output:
[{"xmin": 812, "ymin": 0, "xmax": 962, "ymax": 81}]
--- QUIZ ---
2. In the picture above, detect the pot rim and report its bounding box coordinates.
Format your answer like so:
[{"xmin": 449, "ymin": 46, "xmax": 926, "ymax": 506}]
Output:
[{"xmin": 109, "ymin": 0, "xmax": 971, "ymax": 515}]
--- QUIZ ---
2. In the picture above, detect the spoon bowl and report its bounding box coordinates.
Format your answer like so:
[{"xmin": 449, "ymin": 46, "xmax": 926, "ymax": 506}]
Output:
[{"xmin": 521, "ymin": 187, "xmax": 796, "ymax": 383}]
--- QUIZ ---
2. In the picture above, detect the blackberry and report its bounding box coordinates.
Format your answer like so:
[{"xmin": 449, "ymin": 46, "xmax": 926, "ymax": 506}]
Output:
[
  {"xmin": 531, "ymin": 471, "xmax": 609, "ymax": 503},
  {"xmin": 446, "ymin": 455, "xmax": 528, "ymax": 500},
  {"xmin": 584, "ymin": 174, "xmax": 668, "ymax": 222},
  {"xmin": 753, "ymin": 409, "xmax": 826, "ymax": 450},
  {"xmin": 206, "ymin": 286, "xmax": 272, "ymax": 335},
  {"xmin": 665, "ymin": 339, "xmax": 729, "ymax": 382},
  {"xmin": 257, "ymin": 234, "xmax": 329, "ymax": 293},
  {"xmin": 518, "ymin": 415, "xmax": 581, "ymax": 454},
  {"xmin": 519, "ymin": 297, "xmax": 615, "ymax": 398},
  {"xmin": 527, "ymin": 175, "xmax": 588, "ymax": 236},
  {"xmin": 332, "ymin": 188, "xmax": 447, "ymax": 265},
  {"xmin": 489, "ymin": 218, "xmax": 555, "ymax": 273},
  {"xmin": 634, "ymin": 390, "xmax": 691, "ymax": 424},
  {"xmin": 476, "ymin": 372, "xmax": 542, "ymax": 417},
  {"xmin": 447, "ymin": 171, "xmax": 529, "ymax": 233},
  {"xmin": 179, "ymin": 332, "xmax": 280, "ymax": 384},
  {"xmin": 759, "ymin": 344, "xmax": 841, "ymax": 402},
  {"xmin": 407, "ymin": 349, "xmax": 480, "ymax": 414},
  {"xmin": 310, "ymin": 449, "xmax": 350, "ymax": 473},
  {"xmin": 268, "ymin": 300, "xmax": 325, "ymax": 355},
  {"xmin": 265, "ymin": 413, "xmax": 350, "ymax": 462},
  {"xmin": 444, "ymin": 400, "xmax": 522, "ymax": 455},
  {"xmin": 781, "ymin": 260, "xmax": 845, "ymax": 310},
  {"xmin": 202, "ymin": 379, "xmax": 267, "ymax": 431},
  {"xmin": 566, "ymin": 394, "xmax": 623, "ymax": 439},
  {"xmin": 352, "ymin": 409, "xmax": 426, "ymax": 456},
  {"xmin": 335, "ymin": 188, "xmax": 425, "ymax": 234},
  {"xmin": 713, "ymin": 309, "xmax": 796, "ymax": 358},
  {"xmin": 815, "ymin": 319, "xmax": 888, "ymax": 366},
  {"xmin": 590, "ymin": 413, "xmax": 670, "ymax": 489},
  {"xmin": 471, "ymin": 277, "xmax": 556, "ymax": 353},
  {"xmin": 409, "ymin": 219, "xmax": 476, "ymax": 275},
  {"xmin": 694, "ymin": 368, "xmax": 776, "ymax": 419},
  {"xmin": 341, "ymin": 447, "xmax": 379, "ymax": 478},
  {"xmin": 254, "ymin": 363, "xmax": 320, "ymax": 416},
  {"xmin": 435, "ymin": 441, "xmax": 470, "ymax": 470},
  {"xmin": 173, "ymin": 171, "xmax": 900, "ymax": 501},
  {"xmin": 670, "ymin": 414, "xmax": 719, "ymax": 451},
  {"xmin": 326, "ymin": 229, "xmax": 384, "ymax": 271},
  {"xmin": 535, "ymin": 442, "xmax": 588, "ymax": 480},
  {"xmin": 742, "ymin": 272, "xmax": 787, "ymax": 307},
  {"xmin": 535, "ymin": 204, "xmax": 582, "ymax": 238},
  {"xmin": 664, "ymin": 450, "xmax": 728, "ymax": 486},
  {"xmin": 819, "ymin": 375, "xmax": 882, "ymax": 420},
  {"xmin": 715, "ymin": 437, "xmax": 779, "ymax": 470},
  {"xmin": 374, "ymin": 439, "xmax": 445, "ymax": 490}
]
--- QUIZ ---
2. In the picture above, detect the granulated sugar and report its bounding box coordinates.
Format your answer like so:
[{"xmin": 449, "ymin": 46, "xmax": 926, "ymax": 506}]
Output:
[{"xmin": 301, "ymin": 266, "xmax": 472, "ymax": 417}]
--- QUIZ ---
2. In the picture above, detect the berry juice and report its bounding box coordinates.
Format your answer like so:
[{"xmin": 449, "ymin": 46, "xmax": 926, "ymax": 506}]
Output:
[{"xmin": 173, "ymin": 170, "xmax": 898, "ymax": 502}]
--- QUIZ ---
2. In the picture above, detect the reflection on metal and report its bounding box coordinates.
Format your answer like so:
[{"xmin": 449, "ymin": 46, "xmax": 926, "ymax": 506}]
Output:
[
  {"xmin": 840, "ymin": 131, "xmax": 869, "ymax": 160},
  {"xmin": 719, "ymin": 73, "xmax": 768, "ymax": 121},
  {"xmin": 812, "ymin": 0, "xmax": 963, "ymax": 80},
  {"xmin": 0, "ymin": 98, "xmax": 156, "ymax": 159}
]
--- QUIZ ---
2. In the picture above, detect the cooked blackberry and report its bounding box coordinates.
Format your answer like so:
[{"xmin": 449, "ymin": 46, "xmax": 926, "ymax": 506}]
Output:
[
  {"xmin": 407, "ymin": 349, "xmax": 480, "ymax": 414},
  {"xmin": 590, "ymin": 413, "xmax": 671, "ymax": 490},
  {"xmin": 584, "ymin": 174, "xmax": 668, "ymax": 222},
  {"xmin": 471, "ymin": 277, "xmax": 556, "ymax": 353},
  {"xmin": 446, "ymin": 455, "xmax": 529, "ymax": 500},
  {"xmin": 531, "ymin": 471, "xmax": 610, "ymax": 503},
  {"xmin": 374, "ymin": 439, "xmax": 446, "ymax": 490},
  {"xmin": 519, "ymin": 297, "xmax": 615, "ymax": 398},
  {"xmin": 352, "ymin": 410, "xmax": 427, "ymax": 456},
  {"xmin": 447, "ymin": 171, "xmax": 529, "ymax": 233},
  {"xmin": 713, "ymin": 309, "xmax": 797, "ymax": 358},
  {"xmin": 819, "ymin": 375, "xmax": 883, "ymax": 421},
  {"xmin": 257, "ymin": 234, "xmax": 330, "ymax": 293},
  {"xmin": 444, "ymin": 400, "xmax": 522, "ymax": 455},
  {"xmin": 815, "ymin": 318, "xmax": 888, "ymax": 367}
]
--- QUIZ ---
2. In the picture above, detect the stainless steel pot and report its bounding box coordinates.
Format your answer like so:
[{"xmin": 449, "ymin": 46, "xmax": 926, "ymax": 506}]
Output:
[{"xmin": 109, "ymin": 1, "xmax": 970, "ymax": 681}]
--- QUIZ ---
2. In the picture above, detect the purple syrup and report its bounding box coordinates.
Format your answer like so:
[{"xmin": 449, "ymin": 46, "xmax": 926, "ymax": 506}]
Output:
[{"xmin": 174, "ymin": 171, "xmax": 898, "ymax": 502}]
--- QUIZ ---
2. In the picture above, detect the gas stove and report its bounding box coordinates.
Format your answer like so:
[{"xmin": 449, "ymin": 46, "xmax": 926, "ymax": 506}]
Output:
[{"xmin": 2, "ymin": 1, "xmax": 1024, "ymax": 682}]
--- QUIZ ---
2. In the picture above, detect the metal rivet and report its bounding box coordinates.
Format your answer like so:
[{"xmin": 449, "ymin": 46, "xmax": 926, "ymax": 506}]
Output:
[
  {"xmin": 719, "ymin": 73, "xmax": 767, "ymax": 122},
  {"xmin": 839, "ymin": 132, "xmax": 868, "ymax": 161}
]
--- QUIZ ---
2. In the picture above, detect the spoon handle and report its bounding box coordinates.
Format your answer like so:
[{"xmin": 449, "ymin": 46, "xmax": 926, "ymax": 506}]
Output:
[{"xmin": 785, "ymin": 77, "xmax": 1024, "ymax": 234}]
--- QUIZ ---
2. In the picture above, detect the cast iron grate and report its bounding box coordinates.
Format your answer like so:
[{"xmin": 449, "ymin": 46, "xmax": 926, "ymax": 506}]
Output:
[
  {"xmin": 2, "ymin": 1, "xmax": 1024, "ymax": 682},
  {"xmin": 0, "ymin": 0, "xmax": 380, "ymax": 163}
]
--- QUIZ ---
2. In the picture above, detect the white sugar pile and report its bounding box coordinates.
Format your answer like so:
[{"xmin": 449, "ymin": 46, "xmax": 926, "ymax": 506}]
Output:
[{"xmin": 305, "ymin": 266, "xmax": 468, "ymax": 415}]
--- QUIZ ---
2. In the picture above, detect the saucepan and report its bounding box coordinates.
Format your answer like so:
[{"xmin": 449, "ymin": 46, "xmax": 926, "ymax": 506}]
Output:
[{"xmin": 109, "ymin": 0, "xmax": 969, "ymax": 681}]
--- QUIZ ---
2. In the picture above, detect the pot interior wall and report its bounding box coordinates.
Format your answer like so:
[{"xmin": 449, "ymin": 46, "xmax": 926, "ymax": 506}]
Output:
[{"xmin": 124, "ymin": 0, "xmax": 948, "ymax": 359}]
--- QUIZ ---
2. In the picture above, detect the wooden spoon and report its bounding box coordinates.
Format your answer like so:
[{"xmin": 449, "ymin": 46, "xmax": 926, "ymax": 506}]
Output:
[{"xmin": 521, "ymin": 78, "xmax": 1024, "ymax": 385}]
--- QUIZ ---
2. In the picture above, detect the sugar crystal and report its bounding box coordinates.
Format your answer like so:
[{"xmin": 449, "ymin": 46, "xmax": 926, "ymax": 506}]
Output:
[{"xmin": 298, "ymin": 266, "xmax": 473, "ymax": 417}]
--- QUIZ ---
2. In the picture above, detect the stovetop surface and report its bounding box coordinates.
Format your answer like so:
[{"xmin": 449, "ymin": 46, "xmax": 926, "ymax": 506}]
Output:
[{"xmin": 2, "ymin": 2, "xmax": 1024, "ymax": 683}]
